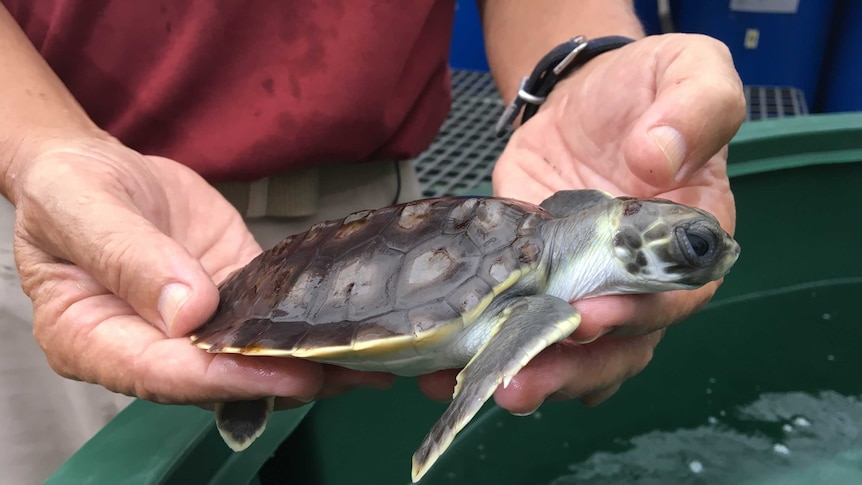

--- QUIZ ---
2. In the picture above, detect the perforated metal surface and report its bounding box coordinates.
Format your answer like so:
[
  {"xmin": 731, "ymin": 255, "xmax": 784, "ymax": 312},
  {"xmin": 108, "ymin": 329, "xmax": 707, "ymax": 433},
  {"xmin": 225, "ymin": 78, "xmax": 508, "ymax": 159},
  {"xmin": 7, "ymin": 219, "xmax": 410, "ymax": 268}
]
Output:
[
  {"xmin": 744, "ymin": 86, "xmax": 809, "ymax": 121},
  {"xmin": 413, "ymin": 70, "xmax": 505, "ymax": 197},
  {"xmin": 414, "ymin": 71, "xmax": 810, "ymax": 197}
]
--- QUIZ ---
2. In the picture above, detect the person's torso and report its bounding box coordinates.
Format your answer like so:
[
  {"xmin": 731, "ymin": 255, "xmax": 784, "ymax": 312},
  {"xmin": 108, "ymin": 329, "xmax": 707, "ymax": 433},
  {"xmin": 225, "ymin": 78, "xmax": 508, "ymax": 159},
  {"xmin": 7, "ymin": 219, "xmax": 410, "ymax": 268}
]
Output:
[{"xmin": 5, "ymin": 0, "xmax": 455, "ymax": 181}]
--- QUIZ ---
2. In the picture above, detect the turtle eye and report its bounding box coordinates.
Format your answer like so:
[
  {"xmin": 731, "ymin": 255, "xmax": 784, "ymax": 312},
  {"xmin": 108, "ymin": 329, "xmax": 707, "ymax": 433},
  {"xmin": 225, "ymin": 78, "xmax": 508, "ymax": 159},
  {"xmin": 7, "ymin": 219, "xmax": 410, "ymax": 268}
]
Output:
[
  {"xmin": 687, "ymin": 233, "xmax": 710, "ymax": 257},
  {"xmin": 677, "ymin": 226, "xmax": 716, "ymax": 266}
]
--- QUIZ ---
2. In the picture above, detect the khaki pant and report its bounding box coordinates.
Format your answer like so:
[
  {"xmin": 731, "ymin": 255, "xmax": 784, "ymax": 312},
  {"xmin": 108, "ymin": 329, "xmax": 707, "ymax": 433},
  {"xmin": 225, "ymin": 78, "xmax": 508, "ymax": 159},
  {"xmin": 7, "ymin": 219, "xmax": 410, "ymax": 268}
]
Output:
[{"xmin": 0, "ymin": 159, "xmax": 421, "ymax": 484}]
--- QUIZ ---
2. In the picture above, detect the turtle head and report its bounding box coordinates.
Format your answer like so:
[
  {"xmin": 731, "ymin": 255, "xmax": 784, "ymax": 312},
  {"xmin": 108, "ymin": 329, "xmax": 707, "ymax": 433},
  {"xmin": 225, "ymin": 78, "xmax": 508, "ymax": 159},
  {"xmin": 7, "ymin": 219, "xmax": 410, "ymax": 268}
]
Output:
[
  {"xmin": 539, "ymin": 190, "xmax": 739, "ymax": 300},
  {"xmin": 610, "ymin": 197, "xmax": 740, "ymax": 291}
]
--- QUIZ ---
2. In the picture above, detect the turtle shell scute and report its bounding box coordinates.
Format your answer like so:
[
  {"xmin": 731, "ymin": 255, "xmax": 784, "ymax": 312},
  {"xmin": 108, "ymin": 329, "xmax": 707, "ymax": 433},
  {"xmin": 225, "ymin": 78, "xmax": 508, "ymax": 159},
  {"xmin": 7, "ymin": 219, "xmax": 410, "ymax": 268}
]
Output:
[{"xmin": 192, "ymin": 196, "xmax": 553, "ymax": 351}]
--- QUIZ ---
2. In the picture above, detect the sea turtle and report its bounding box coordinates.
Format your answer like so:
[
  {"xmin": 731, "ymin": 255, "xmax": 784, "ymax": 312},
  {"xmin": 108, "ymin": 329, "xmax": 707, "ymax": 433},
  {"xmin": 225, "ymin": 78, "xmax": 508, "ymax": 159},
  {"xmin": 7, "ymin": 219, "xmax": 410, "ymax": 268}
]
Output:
[{"xmin": 190, "ymin": 189, "xmax": 740, "ymax": 482}]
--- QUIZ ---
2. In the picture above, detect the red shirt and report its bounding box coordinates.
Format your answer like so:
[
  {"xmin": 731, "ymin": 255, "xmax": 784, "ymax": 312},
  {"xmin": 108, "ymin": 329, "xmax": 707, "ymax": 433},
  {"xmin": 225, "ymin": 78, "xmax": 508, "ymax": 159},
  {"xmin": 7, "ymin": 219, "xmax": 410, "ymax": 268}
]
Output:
[{"xmin": 4, "ymin": 1, "xmax": 454, "ymax": 181}]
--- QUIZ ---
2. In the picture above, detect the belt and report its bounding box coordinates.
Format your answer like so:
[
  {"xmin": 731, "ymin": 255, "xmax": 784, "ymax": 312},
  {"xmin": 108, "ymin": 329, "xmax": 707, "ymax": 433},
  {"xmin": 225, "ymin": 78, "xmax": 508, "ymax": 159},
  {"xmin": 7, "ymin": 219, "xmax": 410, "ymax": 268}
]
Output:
[
  {"xmin": 213, "ymin": 159, "xmax": 402, "ymax": 219},
  {"xmin": 214, "ymin": 165, "xmax": 320, "ymax": 218}
]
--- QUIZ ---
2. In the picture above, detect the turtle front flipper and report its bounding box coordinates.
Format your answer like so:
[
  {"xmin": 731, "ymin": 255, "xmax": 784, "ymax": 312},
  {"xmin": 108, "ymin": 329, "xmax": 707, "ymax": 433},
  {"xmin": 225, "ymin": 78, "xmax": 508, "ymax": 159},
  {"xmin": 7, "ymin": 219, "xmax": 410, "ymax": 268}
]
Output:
[
  {"xmin": 214, "ymin": 397, "xmax": 275, "ymax": 451},
  {"xmin": 411, "ymin": 295, "xmax": 581, "ymax": 482}
]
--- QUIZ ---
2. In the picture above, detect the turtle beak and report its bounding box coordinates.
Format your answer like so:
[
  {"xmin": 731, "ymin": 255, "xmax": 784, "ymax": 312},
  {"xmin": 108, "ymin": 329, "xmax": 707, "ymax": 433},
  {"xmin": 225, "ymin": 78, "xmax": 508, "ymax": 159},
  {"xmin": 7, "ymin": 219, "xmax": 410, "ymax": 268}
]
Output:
[{"xmin": 716, "ymin": 240, "xmax": 741, "ymax": 277}]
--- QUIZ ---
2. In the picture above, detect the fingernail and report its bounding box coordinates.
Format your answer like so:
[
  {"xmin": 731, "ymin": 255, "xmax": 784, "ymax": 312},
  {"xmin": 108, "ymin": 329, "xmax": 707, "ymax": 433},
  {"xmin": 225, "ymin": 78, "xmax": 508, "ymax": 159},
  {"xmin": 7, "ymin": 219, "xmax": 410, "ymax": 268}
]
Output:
[
  {"xmin": 572, "ymin": 326, "xmax": 618, "ymax": 344},
  {"xmin": 158, "ymin": 283, "xmax": 192, "ymax": 332},
  {"xmin": 510, "ymin": 405, "xmax": 541, "ymax": 417},
  {"xmin": 294, "ymin": 395, "xmax": 316, "ymax": 404},
  {"xmin": 647, "ymin": 125, "xmax": 687, "ymax": 175}
]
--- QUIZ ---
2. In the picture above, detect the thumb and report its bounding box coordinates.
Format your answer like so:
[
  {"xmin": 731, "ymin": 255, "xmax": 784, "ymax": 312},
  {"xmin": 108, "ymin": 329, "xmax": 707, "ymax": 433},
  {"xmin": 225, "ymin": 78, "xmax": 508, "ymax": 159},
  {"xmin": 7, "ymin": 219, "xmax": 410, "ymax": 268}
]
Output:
[
  {"xmin": 19, "ymin": 181, "xmax": 219, "ymax": 337},
  {"xmin": 623, "ymin": 34, "xmax": 746, "ymax": 188}
]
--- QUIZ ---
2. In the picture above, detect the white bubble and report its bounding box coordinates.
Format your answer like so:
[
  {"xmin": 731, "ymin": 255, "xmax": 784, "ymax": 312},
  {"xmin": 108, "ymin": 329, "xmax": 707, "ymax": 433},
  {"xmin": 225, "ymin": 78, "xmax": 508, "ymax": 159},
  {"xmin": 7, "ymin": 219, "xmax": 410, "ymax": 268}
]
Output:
[
  {"xmin": 706, "ymin": 388, "xmax": 713, "ymax": 395},
  {"xmin": 533, "ymin": 411, "xmax": 543, "ymax": 419},
  {"xmin": 707, "ymin": 416, "xmax": 719, "ymax": 425},
  {"xmin": 827, "ymin": 355, "xmax": 836, "ymax": 361},
  {"xmin": 822, "ymin": 313, "xmax": 832, "ymax": 320},
  {"xmin": 773, "ymin": 443, "xmax": 791, "ymax": 455},
  {"xmin": 782, "ymin": 424, "xmax": 794, "ymax": 433},
  {"xmin": 689, "ymin": 460, "xmax": 704, "ymax": 473},
  {"xmin": 793, "ymin": 417, "xmax": 811, "ymax": 427}
]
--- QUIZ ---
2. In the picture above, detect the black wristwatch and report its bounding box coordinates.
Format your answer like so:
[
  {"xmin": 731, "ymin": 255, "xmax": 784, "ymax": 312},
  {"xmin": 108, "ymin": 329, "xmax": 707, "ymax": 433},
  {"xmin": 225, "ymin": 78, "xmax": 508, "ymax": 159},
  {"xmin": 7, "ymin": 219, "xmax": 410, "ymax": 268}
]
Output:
[{"xmin": 495, "ymin": 35, "xmax": 635, "ymax": 137}]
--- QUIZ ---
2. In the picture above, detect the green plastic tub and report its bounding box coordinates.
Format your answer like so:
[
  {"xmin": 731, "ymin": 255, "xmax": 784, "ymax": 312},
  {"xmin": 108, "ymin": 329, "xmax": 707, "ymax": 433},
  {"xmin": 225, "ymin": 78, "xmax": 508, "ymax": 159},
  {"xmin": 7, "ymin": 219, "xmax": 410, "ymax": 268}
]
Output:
[{"xmin": 48, "ymin": 114, "xmax": 862, "ymax": 484}]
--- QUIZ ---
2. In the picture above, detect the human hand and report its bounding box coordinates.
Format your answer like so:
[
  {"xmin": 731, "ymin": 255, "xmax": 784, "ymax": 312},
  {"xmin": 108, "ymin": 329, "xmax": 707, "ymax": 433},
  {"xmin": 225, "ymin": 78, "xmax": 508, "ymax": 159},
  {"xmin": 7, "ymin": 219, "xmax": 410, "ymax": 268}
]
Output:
[
  {"xmin": 7, "ymin": 135, "xmax": 393, "ymax": 408},
  {"xmin": 418, "ymin": 34, "xmax": 745, "ymax": 410}
]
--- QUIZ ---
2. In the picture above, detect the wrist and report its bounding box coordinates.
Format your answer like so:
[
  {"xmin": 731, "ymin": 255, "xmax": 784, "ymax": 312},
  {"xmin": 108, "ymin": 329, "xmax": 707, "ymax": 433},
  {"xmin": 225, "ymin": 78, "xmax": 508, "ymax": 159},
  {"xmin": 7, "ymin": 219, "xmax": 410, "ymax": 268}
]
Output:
[
  {"xmin": 2, "ymin": 127, "xmax": 115, "ymax": 206},
  {"xmin": 496, "ymin": 36, "xmax": 635, "ymax": 136},
  {"xmin": 480, "ymin": 0, "xmax": 646, "ymax": 99},
  {"xmin": 0, "ymin": 5, "xmax": 110, "ymax": 204}
]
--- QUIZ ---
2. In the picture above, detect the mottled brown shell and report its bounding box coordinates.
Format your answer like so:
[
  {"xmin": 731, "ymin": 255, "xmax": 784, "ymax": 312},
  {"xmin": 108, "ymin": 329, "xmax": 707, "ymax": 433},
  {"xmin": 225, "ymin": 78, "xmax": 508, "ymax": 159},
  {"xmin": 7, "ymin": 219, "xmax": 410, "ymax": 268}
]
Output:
[{"xmin": 191, "ymin": 197, "xmax": 551, "ymax": 356}]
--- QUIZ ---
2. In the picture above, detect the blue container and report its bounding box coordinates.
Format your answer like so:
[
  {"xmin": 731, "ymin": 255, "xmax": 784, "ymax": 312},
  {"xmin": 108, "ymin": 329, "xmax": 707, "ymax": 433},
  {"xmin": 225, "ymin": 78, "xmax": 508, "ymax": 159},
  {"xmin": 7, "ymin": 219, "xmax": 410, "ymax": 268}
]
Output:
[
  {"xmin": 819, "ymin": 0, "xmax": 862, "ymax": 113},
  {"xmin": 671, "ymin": 0, "xmax": 834, "ymax": 110},
  {"xmin": 449, "ymin": 0, "xmax": 489, "ymax": 71},
  {"xmin": 635, "ymin": 0, "xmax": 664, "ymax": 35}
]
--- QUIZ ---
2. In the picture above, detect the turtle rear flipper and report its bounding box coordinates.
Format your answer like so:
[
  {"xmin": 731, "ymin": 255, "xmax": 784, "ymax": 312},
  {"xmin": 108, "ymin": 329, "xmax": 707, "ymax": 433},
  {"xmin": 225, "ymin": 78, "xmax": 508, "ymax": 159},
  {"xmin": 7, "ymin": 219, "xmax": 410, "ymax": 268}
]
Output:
[
  {"xmin": 411, "ymin": 295, "xmax": 581, "ymax": 482},
  {"xmin": 215, "ymin": 397, "xmax": 275, "ymax": 451}
]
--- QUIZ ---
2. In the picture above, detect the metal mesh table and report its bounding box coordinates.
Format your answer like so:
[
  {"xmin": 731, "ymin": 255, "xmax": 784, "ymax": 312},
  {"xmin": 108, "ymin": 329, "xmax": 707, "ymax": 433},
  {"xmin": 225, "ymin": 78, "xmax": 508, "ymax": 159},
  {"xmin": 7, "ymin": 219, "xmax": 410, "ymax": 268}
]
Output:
[
  {"xmin": 744, "ymin": 85, "xmax": 809, "ymax": 121},
  {"xmin": 412, "ymin": 70, "xmax": 505, "ymax": 197},
  {"xmin": 413, "ymin": 70, "xmax": 810, "ymax": 197}
]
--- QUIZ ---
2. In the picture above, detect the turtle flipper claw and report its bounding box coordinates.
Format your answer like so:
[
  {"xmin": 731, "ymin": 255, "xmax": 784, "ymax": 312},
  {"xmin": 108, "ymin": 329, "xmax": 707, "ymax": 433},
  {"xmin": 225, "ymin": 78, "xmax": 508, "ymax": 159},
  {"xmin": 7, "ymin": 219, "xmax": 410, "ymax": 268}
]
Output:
[
  {"xmin": 411, "ymin": 296, "xmax": 580, "ymax": 482},
  {"xmin": 214, "ymin": 397, "xmax": 275, "ymax": 451}
]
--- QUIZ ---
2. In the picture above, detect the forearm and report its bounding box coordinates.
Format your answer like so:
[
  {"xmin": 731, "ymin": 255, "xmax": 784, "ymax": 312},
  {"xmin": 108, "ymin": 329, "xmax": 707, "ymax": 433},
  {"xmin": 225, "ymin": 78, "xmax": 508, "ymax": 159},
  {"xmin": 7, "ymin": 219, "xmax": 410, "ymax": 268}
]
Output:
[
  {"xmin": 0, "ymin": 5, "xmax": 105, "ymax": 203},
  {"xmin": 477, "ymin": 0, "xmax": 645, "ymax": 100}
]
